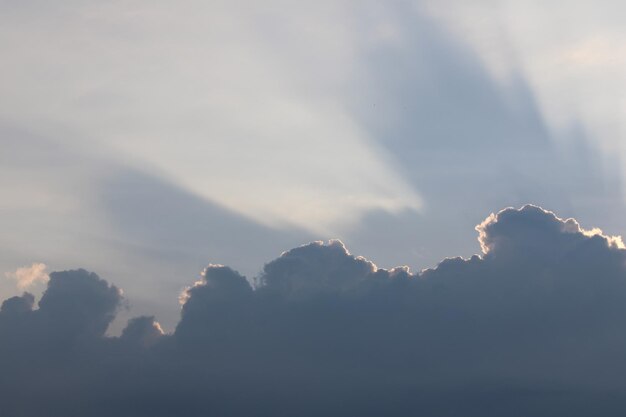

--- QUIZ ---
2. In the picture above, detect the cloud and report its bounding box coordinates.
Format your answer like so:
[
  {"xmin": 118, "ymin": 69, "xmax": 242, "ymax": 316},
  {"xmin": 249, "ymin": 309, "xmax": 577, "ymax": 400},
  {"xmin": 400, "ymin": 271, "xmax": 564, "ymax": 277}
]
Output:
[
  {"xmin": 4, "ymin": 262, "xmax": 49, "ymax": 290},
  {"xmin": 0, "ymin": 0, "xmax": 422, "ymax": 234},
  {"xmin": 338, "ymin": 0, "xmax": 624, "ymax": 280},
  {"xmin": 3, "ymin": 205, "xmax": 626, "ymax": 416},
  {"xmin": 0, "ymin": 269, "xmax": 122, "ymax": 348}
]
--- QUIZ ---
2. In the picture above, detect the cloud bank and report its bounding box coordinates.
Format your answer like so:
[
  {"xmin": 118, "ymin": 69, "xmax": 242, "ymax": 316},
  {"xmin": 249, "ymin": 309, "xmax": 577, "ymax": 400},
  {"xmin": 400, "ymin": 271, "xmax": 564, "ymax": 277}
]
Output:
[{"xmin": 3, "ymin": 205, "xmax": 626, "ymax": 416}]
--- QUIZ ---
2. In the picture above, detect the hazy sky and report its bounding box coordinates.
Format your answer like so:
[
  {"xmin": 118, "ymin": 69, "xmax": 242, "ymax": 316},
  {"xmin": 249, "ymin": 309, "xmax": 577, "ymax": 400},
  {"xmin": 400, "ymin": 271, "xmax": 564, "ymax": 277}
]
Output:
[
  {"xmin": 2, "ymin": 0, "xmax": 626, "ymax": 331},
  {"xmin": 5, "ymin": 2, "xmax": 626, "ymax": 415}
]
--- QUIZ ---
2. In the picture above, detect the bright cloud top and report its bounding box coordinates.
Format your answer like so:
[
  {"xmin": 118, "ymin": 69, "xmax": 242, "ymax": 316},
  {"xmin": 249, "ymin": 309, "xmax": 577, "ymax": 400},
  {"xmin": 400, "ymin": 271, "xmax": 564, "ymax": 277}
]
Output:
[{"xmin": 4, "ymin": 262, "xmax": 49, "ymax": 291}]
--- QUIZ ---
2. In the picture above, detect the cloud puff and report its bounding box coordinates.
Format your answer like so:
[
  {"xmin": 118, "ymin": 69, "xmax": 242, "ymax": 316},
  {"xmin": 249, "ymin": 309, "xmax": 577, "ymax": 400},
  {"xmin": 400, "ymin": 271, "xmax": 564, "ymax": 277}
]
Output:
[
  {"xmin": 4, "ymin": 262, "xmax": 49, "ymax": 290},
  {"xmin": 3, "ymin": 205, "xmax": 626, "ymax": 416}
]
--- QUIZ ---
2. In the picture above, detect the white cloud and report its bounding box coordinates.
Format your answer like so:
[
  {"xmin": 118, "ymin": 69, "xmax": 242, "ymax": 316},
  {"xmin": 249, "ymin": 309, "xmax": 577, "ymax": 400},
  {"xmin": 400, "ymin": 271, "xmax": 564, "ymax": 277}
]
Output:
[{"xmin": 5, "ymin": 263, "xmax": 49, "ymax": 290}]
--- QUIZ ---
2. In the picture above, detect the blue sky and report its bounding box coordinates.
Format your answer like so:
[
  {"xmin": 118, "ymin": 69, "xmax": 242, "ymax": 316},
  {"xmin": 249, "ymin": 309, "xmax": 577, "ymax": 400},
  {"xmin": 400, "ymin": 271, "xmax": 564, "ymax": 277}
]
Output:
[{"xmin": 2, "ymin": 1, "xmax": 626, "ymax": 333}]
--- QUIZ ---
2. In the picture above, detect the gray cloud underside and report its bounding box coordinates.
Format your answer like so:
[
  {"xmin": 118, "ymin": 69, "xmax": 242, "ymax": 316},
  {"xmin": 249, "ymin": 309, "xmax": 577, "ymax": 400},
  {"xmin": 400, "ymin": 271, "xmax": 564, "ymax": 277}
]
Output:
[{"xmin": 3, "ymin": 205, "xmax": 626, "ymax": 416}]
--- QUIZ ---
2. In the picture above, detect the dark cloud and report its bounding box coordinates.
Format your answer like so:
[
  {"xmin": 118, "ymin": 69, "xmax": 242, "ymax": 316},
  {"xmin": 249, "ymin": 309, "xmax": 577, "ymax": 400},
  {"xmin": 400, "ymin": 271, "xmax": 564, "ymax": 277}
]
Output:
[
  {"xmin": 97, "ymin": 167, "xmax": 314, "ymax": 332},
  {"xmin": 3, "ymin": 206, "xmax": 626, "ymax": 416}
]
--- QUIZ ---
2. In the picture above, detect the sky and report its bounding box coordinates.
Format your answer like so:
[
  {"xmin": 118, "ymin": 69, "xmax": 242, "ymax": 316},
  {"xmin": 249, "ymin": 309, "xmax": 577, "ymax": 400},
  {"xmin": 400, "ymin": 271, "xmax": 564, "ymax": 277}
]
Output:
[{"xmin": 2, "ymin": 1, "xmax": 626, "ymax": 414}]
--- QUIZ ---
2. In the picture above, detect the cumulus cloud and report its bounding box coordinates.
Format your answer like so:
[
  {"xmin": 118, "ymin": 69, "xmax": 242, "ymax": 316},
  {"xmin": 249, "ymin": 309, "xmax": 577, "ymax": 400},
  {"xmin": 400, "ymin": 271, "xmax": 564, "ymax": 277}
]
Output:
[
  {"xmin": 3, "ymin": 205, "xmax": 626, "ymax": 416},
  {"xmin": 4, "ymin": 262, "xmax": 49, "ymax": 290}
]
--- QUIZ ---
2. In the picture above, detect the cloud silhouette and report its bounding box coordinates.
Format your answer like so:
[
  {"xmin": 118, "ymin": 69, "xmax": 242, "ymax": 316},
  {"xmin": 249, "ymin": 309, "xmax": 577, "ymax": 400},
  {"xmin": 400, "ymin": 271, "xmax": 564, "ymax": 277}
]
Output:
[{"xmin": 2, "ymin": 205, "xmax": 626, "ymax": 416}]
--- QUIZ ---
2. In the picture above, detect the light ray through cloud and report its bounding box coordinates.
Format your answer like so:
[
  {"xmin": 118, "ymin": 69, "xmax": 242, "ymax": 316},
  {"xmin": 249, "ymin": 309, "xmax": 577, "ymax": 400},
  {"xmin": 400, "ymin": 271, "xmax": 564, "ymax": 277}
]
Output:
[
  {"xmin": 0, "ymin": 1, "xmax": 422, "ymax": 234},
  {"xmin": 421, "ymin": 0, "xmax": 626, "ymax": 163}
]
